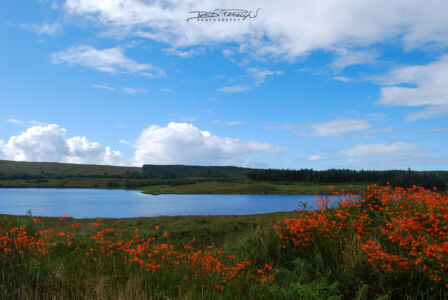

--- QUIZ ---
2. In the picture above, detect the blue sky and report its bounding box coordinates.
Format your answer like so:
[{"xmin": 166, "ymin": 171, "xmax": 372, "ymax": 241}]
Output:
[{"xmin": 0, "ymin": 0, "xmax": 447, "ymax": 170}]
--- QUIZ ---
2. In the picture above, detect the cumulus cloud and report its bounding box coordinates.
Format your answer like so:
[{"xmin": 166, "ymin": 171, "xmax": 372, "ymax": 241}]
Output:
[
  {"xmin": 0, "ymin": 124, "xmax": 124, "ymax": 165},
  {"xmin": 131, "ymin": 122, "xmax": 281, "ymax": 166},
  {"xmin": 51, "ymin": 45, "xmax": 165, "ymax": 77},
  {"xmin": 378, "ymin": 55, "xmax": 448, "ymax": 120},
  {"xmin": 63, "ymin": 0, "xmax": 448, "ymax": 60}
]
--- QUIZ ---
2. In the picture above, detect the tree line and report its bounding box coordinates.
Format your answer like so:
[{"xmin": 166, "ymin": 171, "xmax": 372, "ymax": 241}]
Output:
[{"xmin": 247, "ymin": 169, "xmax": 448, "ymax": 190}]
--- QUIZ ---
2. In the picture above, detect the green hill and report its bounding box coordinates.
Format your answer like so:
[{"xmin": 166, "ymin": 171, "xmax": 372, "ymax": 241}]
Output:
[
  {"xmin": 0, "ymin": 160, "xmax": 140, "ymax": 176},
  {"xmin": 142, "ymin": 164, "xmax": 255, "ymax": 178}
]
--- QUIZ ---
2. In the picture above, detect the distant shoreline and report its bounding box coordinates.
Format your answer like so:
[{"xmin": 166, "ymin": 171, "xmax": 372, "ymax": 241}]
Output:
[{"xmin": 0, "ymin": 180, "xmax": 366, "ymax": 195}]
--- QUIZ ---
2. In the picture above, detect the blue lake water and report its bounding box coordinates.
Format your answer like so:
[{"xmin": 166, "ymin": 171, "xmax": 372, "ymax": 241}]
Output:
[{"xmin": 0, "ymin": 188, "xmax": 328, "ymax": 218}]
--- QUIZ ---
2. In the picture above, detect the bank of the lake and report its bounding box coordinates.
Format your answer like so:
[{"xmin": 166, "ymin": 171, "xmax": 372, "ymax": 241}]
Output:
[
  {"xmin": 0, "ymin": 177, "xmax": 368, "ymax": 195},
  {"xmin": 142, "ymin": 181, "xmax": 367, "ymax": 195}
]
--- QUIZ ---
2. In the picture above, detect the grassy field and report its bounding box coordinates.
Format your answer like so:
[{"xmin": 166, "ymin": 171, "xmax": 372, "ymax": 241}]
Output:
[
  {"xmin": 0, "ymin": 212, "xmax": 295, "ymax": 299},
  {"xmin": 0, "ymin": 211, "xmax": 296, "ymax": 252},
  {"xmin": 142, "ymin": 181, "xmax": 368, "ymax": 195},
  {"xmin": 1, "ymin": 185, "xmax": 447, "ymax": 299}
]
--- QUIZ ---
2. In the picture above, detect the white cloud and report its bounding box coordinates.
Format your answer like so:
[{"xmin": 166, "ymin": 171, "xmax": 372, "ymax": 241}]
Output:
[
  {"xmin": 265, "ymin": 120, "xmax": 372, "ymax": 137},
  {"xmin": 212, "ymin": 120, "xmax": 245, "ymax": 126},
  {"xmin": 131, "ymin": 122, "xmax": 281, "ymax": 166},
  {"xmin": 103, "ymin": 146, "xmax": 125, "ymax": 165},
  {"xmin": 330, "ymin": 49, "xmax": 378, "ymax": 71},
  {"xmin": 307, "ymin": 155, "xmax": 327, "ymax": 161},
  {"xmin": 365, "ymin": 113, "xmax": 387, "ymax": 119},
  {"xmin": 92, "ymin": 83, "xmax": 114, "ymax": 90},
  {"xmin": 217, "ymin": 85, "xmax": 250, "ymax": 93},
  {"xmin": 161, "ymin": 88, "xmax": 173, "ymax": 92},
  {"xmin": 179, "ymin": 117, "xmax": 197, "ymax": 122},
  {"xmin": 332, "ymin": 76, "xmax": 352, "ymax": 82},
  {"xmin": 122, "ymin": 87, "xmax": 147, "ymax": 94},
  {"xmin": 7, "ymin": 119, "xmax": 46, "ymax": 126},
  {"xmin": 263, "ymin": 122, "xmax": 302, "ymax": 136},
  {"xmin": 164, "ymin": 47, "xmax": 202, "ymax": 58},
  {"xmin": 7, "ymin": 118, "xmax": 25, "ymax": 125},
  {"xmin": 247, "ymin": 68, "xmax": 283, "ymax": 85},
  {"xmin": 378, "ymin": 55, "xmax": 448, "ymax": 120},
  {"xmin": 308, "ymin": 120, "xmax": 372, "ymax": 137},
  {"xmin": 18, "ymin": 22, "xmax": 61, "ymax": 36},
  {"xmin": 336, "ymin": 141, "xmax": 441, "ymax": 169},
  {"xmin": 63, "ymin": 1, "xmax": 448, "ymax": 60},
  {"xmin": 51, "ymin": 45, "xmax": 165, "ymax": 77},
  {"xmin": 340, "ymin": 142, "xmax": 420, "ymax": 158},
  {"xmin": 0, "ymin": 124, "xmax": 124, "ymax": 165}
]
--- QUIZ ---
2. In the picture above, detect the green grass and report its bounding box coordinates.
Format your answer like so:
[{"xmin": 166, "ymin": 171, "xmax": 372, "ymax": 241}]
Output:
[
  {"xmin": 0, "ymin": 212, "xmax": 296, "ymax": 250},
  {"xmin": 142, "ymin": 181, "xmax": 368, "ymax": 195},
  {"xmin": 0, "ymin": 212, "xmax": 297, "ymax": 299}
]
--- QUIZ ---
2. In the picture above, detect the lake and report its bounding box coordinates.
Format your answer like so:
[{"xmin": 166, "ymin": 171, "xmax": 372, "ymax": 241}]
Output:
[{"xmin": 0, "ymin": 188, "xmax": 329, "ymax": 218}]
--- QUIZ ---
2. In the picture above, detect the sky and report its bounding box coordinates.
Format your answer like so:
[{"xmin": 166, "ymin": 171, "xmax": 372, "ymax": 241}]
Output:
[{"xmin": 0, "ymin": 0, "xmax": 447, "ymax": 170}]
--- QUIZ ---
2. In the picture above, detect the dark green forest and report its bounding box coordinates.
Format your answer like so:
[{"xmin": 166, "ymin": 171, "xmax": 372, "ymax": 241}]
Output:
[
  {"xmin": 142, "ymin": 164, "xmax": 254, "ymax": 178},
  {"xmin": 247, "ymin": 168, "xmax": 448, "ymax": 189}
]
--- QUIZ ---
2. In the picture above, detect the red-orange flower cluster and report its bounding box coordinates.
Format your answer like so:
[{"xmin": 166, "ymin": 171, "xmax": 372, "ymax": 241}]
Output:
[{"xmin": 276, "ymin": 184, "xmax": 448, "ymax": 288}]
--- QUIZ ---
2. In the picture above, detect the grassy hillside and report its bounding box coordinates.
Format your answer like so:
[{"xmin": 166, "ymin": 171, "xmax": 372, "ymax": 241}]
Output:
[
  {"xmin": 0, "ymin": 160, "xmax": 140, "ymax": 176},
  {"xmin": 142, "ymin": 164, "xmax": 254, "ymax": 178}
]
